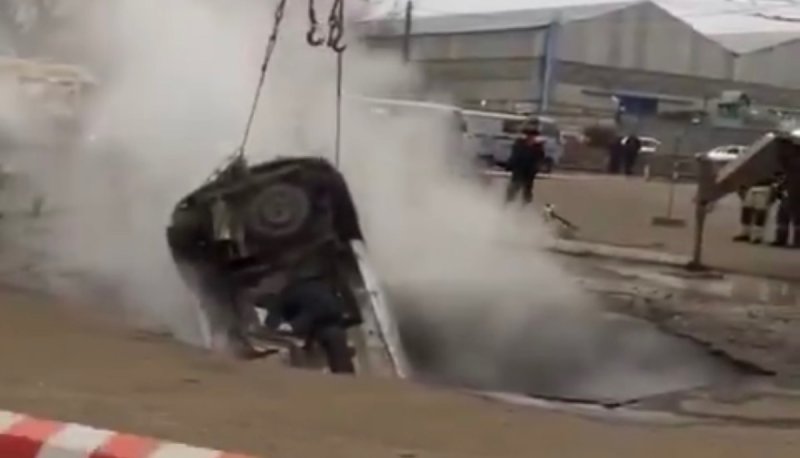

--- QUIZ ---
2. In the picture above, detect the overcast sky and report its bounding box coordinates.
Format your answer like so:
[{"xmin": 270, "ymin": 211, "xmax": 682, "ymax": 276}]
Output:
[{"xmin": 368, "ymin": 0, "xmax": 800, "ymax": 34}]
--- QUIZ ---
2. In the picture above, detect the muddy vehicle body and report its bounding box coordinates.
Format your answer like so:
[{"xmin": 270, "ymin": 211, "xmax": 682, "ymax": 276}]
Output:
[{"xmin": 167, "ymin": 156, "xmax": 369, "ymax": 373}]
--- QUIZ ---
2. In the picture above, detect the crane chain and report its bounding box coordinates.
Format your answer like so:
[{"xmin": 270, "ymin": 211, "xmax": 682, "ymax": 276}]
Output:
[
  {"xmin": 327, "ymin": 0, "xmax": 347, "ymax": 53},
  {"xmin": 307, "ymin": 0, "xmax": 325, "ymax": 46},
  {"xmin": 307, "ymin": 0, "xmax": 347, "ymax": 53},
  {"xmin": 208, "ymin": 0, "xmax": 346, "ymax": 183},
  {"xmin": 237, "ymin": 0, "xmax": 289, "ymax": 158}
]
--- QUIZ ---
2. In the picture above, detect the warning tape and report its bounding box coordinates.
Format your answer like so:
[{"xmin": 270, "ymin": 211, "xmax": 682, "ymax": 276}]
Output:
[{"xmin": 0, "ymin": 410, "xmax": 253, "ymax": 458}]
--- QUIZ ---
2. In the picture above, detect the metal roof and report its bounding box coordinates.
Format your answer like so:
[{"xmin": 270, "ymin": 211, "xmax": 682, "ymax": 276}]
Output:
[
  {"xmin": 710, "ymin": 31, "xmax": 800, "ymax": 54},
  {"xmin": 361, "ymin": 1, "xmax": 638, "ymax": 36}
]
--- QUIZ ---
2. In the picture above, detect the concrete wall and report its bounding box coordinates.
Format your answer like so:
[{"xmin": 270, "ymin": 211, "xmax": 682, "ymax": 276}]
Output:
[
  {"xmin": 735, "ymin": 40, "xmax": 800, "ymax": 89},
  {"xmin": 558, "ymin": 2, "xmax": 734, "ymax": 80}
]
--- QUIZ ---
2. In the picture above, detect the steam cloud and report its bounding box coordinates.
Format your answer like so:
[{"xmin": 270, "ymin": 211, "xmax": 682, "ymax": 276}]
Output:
[{"xmin": 0, "ymin": 0, "xmax": 736, "ymax": 402}]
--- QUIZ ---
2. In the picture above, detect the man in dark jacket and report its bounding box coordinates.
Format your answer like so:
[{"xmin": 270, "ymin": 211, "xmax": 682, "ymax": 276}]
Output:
[
  {"xmin": 621, "ymin": 134, "xmax": 642, "ymax": 176},
  {"xmin": 607, "ymin": 135, "xmax": 624, "ymax": 174},
  {"xmin": 505, "ymin": 125, "xmax": 546, "ymax": 205},
  {"xmin": 773, "ymin": 142, "xmax": 800, "ymax": 248},
  {"xmin": 772, "ymin": 176, "xmax": 794, "ymax": 247}
]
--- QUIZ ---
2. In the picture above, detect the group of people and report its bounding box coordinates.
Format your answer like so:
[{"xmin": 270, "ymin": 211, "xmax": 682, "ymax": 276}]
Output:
[
  {"xmin": 503, "ymin": 124, "xmax": 647, "ymax": 205},
  {"xmin": 735, "ymin": 157, "xmax": 800, "ymax": 248}
]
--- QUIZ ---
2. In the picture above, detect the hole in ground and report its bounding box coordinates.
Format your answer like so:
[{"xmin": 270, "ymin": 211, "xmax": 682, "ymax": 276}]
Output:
[{"xmin": 389, "ymin": 289, "xmax": 753, "ymax": 406}]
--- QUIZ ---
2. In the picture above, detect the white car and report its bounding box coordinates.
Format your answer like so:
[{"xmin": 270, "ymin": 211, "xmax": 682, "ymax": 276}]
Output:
[
  {"xmin": 639, "ymin": 137, "xmax": 661, "ymax": 155},
  {"xmin": 702, "ymin": 145, "xmax": 747, "ymax": 164}
]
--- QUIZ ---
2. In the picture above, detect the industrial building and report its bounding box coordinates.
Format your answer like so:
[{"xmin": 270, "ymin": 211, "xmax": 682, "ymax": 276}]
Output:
[{"xmin": 361, "ymin": 0, "xmax": 800, "ymax": 119}]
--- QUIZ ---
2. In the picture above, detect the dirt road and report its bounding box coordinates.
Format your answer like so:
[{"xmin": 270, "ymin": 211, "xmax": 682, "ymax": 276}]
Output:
[{"xmin": 2, "ymin": 291, "xmax": 800, "ymax": 458}]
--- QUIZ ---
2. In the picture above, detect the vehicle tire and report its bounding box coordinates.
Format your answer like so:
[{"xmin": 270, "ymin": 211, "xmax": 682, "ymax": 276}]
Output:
[
  {"xmin": 244, "ymin": 182, "xmax": 313, "ymax": 242},
  {"xmin": 316, "ymin": 324, "xmax": 355, "ymax": 374}
]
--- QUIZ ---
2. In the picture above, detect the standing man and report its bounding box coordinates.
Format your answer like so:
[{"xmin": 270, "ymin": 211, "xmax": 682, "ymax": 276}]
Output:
[
  {"xmin": 607, "ymin": 134, "xmax": 624, "ymax": 174},
  {"xmin": 772, "ymin": 175, "xmax": 794, "ymax": 247},
  {"xmin": 621, "ymin": 133, "xmax": 643, "ymax": 176},
  {"xmin": 774, "ymin": 141, "xmax": 800, "ymax": 248},
  {"xmin": 506, "ymin": 123, "xmax": 545, "ymax": 205}
]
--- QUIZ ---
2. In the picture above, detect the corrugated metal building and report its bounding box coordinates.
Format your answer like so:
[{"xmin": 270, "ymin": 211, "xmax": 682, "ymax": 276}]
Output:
[
  {"xmin": 731, "ymin": 35, "xmax": 800, "ymax": 91},
  {"xmin": 361, "ymin": 0, "xmax": 800, "ymax": 113}
]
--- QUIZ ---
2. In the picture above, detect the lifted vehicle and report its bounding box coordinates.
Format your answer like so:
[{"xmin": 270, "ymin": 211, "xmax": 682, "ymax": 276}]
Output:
[{"xmin": 166, "ymin": 155, "xmax": 369, "ymax": 374}]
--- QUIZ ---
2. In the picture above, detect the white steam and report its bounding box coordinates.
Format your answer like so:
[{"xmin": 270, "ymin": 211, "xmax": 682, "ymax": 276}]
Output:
[
  {"xmin": 0, "ymin": 0, "xmax": 740, "ymax": 402},
  {"xmin": 12, "ymin": 0, "xmax": 573, "ymax": 344},
  {"xmin": 0, "ymin": 0, "xmax": 739, "ymax": 401}
]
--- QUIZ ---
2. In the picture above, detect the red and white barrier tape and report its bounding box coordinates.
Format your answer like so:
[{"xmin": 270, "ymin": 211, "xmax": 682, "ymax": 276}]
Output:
[{"xmin": 0, "ymin": 410, "xmax": 253, "ymax": 458}]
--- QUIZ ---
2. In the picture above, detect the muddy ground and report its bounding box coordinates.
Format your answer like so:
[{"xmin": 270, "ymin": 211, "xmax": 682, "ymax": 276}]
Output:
[
  {"xmin": 531, "ymin": 173, "xmax": 800, "ymax": 281},
  {"xmin": 0, "ymin": 173, "xmax": 799, "ymax": 456},
  {"xmin": 592, "ymin": 271, "xmax": 800, "ymax": 378},
  {"xmin": 526, "ymin": 174, "xmax": 800, "ymax": 378},
  {"xmin": 3, "ymin": 290, "xmax": 800, "ymax": 458}
]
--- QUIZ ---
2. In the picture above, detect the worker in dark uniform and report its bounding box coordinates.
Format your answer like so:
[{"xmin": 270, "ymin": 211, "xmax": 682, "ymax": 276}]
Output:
[
  {"xmin": 774, "ymin": 141, "xmax": 800, "ymax": 248},
  {"xmin": 621, "ymin": 133, "xmax": 642, "ymax": 176},
  {"xmin": 607, "ymin": 134, "xmax": 624, "ymax": 174},
  {"xmin": 771, "ymin": 174, "xmax": 792, "ymax": 247},
  {"xmin": 505, "ymin": 124, "xmax": 545, "ymax": 205},
  {"xmin": 256, "ymin": 243, "xmax": 357, "ymax": 374}
]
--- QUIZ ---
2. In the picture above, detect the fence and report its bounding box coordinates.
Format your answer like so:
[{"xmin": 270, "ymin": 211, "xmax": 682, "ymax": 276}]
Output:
[{"xmin": 557, "ymin": 116, "xmax": 769, "ymax": 180}]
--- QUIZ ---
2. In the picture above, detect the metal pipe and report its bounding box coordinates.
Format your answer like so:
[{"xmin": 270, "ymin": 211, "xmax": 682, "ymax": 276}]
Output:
[
  {"xmin": 402, "ymin": 0, "xmax": 413, "ymax": 63},
  {"xmin": 688, "ymin": 157, "xmax": 714, "ymax": 270},
  {"xmin": 538, "ymin": 15, "xmax": 561, "ymax": 114},
  {"xmin": 335, "ymin": 50, "xmax": 344, "ymax": 167}
]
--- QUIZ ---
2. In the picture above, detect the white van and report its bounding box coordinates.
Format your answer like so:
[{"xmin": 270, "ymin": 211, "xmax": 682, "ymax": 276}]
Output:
[{"xmin": 349, "ymin": 96, "xmax": 563, "ymax": 172}]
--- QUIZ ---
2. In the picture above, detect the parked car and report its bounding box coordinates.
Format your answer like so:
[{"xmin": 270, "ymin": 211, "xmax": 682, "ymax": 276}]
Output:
[
  {"xmin": 639, "ymin": 137, "xmax": 661, "ymax": 155},
  {"xmin": 699, "ymin": 144, "xmax": 747, "ymax": 164}
]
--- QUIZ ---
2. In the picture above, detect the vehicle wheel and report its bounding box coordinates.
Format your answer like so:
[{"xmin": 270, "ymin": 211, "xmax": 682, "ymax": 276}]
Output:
[
  {"xmin": 316, "ymin": 324, "xmax": 355, "ymax": 374},
  {"xmin": 244, "ymin": 182, "xmax": 313, "ymax": 241}
]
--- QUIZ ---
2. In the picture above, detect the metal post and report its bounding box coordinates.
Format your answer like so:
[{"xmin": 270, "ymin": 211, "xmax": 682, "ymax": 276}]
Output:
[
  {"xmin": 651, "ymin": 134, "xmax": 686, "ymax": 227},
  {"xmin": 538, "ymin": 15, "xmax": 561, "ymax": 114},
  {"xmin": 335, "ymin": 50, "xmax": 344, "ymax": 167},
  {"xmin": 666, "ymin": 169, "xmax": 676, "ymax": 217},
  {"xmin": 402, "ymin": 0, "xmax": 413, "ymax": 63},
  {"xmin": 688, "ymin": 157, "xmax": 714, "ymax": 271},
  {"xmin": 667, "ymin": 135, "xmax": 681, "ymax": 218}
]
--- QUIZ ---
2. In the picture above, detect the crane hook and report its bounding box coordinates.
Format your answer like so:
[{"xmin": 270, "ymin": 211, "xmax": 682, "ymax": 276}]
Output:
[
  {"xmin": 327, "ymin": 28, "xmax": 347, "ymax": 53},
  {"xmin": 327, "ymin": 0, "xmax": 347, "ymax": 53},
  {"xmin": 307, "ymin": 27, "xmax": 325, "ymax": 47},
  {"xmin": 307, "ymin": 0, "xmax": 325, "ymax": 47}
]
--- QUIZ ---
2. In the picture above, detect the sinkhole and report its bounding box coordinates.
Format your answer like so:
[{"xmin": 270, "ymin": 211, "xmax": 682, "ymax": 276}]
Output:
[{"xmin": 386, "ymin": 287, "xmax": 750, "ymax": 407}]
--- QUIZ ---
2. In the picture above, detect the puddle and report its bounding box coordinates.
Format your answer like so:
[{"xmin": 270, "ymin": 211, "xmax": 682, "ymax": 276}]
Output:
[{"xmin": 388, "ymin": 288, "xmax": 747, "ymax": 407}]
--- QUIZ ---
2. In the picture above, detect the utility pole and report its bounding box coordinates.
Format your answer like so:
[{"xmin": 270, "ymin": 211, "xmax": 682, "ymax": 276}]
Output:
[
  {"xmin": 402, "ymin": 0, "xmax": 413, "ymax": 63},
  {"xmin": 538, "ymin": 15, "xmax": 561, "ymax": 114}
]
